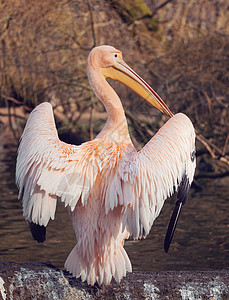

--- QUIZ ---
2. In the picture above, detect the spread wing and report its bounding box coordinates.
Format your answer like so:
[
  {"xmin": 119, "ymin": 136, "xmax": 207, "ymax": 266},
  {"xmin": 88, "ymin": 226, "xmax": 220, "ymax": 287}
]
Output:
[
  {"xmin": 109, "ymin": 113, "xmax": 196, "ymax": 240},
  {"xmin": 16, "ymin": 102, "xmax": 99, "ymax": 228}
]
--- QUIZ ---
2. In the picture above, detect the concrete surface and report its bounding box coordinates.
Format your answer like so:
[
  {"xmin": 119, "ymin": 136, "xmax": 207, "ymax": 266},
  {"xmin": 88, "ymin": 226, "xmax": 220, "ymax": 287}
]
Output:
[{"xmin": 0, "ymin": 262, "xmax": 228, "ymax": 299}]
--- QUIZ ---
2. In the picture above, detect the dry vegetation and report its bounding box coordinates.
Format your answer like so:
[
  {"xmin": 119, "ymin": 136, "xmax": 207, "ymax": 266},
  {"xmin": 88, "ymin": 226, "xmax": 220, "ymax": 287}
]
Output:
[{"xmin": 0, "ymin": 0, "xmax": 228, "ymax": 173}]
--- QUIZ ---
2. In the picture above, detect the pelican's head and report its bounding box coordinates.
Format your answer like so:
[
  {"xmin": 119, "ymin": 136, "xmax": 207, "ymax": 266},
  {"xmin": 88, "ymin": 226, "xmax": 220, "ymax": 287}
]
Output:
[{"xmin": 87, "ymin": 45, "xmax": 173, "ymax": 117}]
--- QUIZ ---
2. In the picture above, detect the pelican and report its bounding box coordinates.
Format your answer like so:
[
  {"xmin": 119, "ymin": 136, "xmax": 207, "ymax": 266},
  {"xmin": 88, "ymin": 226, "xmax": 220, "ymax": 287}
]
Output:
[{"xmin": 16, "ymin": 45, "xmax": 196, "ymax": 285}]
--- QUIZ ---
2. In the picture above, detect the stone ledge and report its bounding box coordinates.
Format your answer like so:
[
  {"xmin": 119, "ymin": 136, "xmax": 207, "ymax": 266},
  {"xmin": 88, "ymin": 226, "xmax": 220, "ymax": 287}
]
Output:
[{"xmin": 0, "ymin": 262, "xmax": 228, "ymax": 299}]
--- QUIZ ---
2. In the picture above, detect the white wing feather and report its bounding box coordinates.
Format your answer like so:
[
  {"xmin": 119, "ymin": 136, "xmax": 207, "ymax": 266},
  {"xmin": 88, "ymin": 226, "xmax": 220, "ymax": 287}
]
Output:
[
  {"xmin": 109, "ymin": 113, "xmax": 196, "ymax": 239},
  {"xmin": 16, "ymin": 102, "xmax": 99, "ymax": 226}
]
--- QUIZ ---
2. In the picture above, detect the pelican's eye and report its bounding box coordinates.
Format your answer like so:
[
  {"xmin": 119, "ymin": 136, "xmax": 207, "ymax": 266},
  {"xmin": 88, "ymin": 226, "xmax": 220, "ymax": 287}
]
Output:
[{"xmin": 112, "ymin": 53, "xmax": 121, "ymax": 63}]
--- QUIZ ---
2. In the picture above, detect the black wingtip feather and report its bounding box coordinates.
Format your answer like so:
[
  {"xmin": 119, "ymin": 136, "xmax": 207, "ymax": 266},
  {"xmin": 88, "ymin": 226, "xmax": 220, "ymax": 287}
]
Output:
[
  {"xmin": 28, "ymin": 221, "xmax": 46, "ymax": 243},
  {"xmin": 177, "ymin": 174, "xmax": 190, "ymax": 205},
  {"xmin": 164, "ymin": 174, "xmax": 191, "ymax": 253},
  {"xmin": 164, "ymin": 202, "xmax": 182, "ymax": 253}
]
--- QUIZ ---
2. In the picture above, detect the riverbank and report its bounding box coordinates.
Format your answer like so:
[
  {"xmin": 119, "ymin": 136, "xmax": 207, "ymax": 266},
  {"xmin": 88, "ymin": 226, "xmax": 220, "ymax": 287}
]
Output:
[{"xmin": 0, "ymin": 262, "xmax": 228, "ymax": 299}]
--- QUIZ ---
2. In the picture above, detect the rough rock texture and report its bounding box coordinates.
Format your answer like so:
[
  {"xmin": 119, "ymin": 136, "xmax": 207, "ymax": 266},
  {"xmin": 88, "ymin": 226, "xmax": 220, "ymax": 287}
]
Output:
[{"xmin": 0, "ymin": 262, "xmax": 228, "ymax": 299}]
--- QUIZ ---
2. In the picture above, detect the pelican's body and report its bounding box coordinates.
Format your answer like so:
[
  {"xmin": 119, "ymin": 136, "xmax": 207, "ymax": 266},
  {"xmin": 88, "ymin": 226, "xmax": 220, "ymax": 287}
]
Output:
[{"xmin": 16, "ymin": 46, "xmax": 196, "ymax": 285}]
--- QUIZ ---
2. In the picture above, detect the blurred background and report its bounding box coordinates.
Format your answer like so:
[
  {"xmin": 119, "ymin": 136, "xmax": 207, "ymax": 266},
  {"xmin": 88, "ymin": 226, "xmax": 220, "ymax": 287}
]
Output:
[{"xmin": 0, "ymin": 0, "xmax": 228, "ymax": 272}]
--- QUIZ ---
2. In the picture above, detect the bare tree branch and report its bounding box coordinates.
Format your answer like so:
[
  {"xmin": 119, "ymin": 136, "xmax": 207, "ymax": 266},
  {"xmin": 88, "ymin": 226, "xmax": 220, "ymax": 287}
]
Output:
[{"xmin": 87, "ymin": 0, "xmax": 96, "ymax": 49}]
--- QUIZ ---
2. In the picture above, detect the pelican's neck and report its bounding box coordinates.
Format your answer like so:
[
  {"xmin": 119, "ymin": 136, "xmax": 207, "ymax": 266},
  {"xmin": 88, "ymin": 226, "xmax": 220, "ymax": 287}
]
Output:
[{"xmin": 87, "ymin": 65, "xmax": 130, "ymax": 142}]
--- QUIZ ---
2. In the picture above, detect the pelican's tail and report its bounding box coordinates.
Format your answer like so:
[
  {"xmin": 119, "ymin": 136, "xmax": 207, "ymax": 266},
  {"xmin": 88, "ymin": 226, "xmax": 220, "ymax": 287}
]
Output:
[{"xmin": 64, "ymin": 241, "xmax": 132, "ymax": 285}]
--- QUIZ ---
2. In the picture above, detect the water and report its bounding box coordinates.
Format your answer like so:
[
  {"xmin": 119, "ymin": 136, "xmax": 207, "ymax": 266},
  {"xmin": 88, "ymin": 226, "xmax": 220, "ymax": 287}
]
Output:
[{"xmin": 0, "ymin": 131, "xmax": 228, "ymax": 272}]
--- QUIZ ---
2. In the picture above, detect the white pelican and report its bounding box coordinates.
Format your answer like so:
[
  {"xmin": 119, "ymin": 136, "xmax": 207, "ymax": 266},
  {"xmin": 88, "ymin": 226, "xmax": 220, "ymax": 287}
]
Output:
[{"xmin": 16, "ymin": 45, "xmax": 196, "ymax": 285}]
